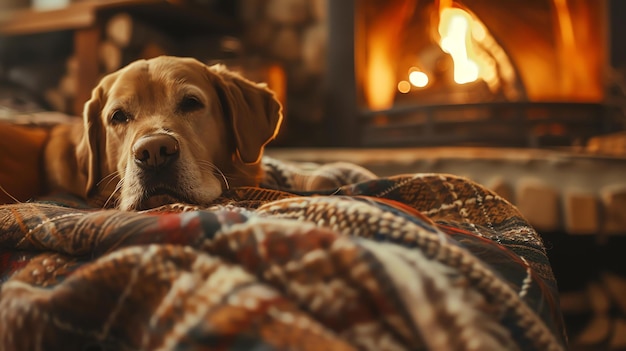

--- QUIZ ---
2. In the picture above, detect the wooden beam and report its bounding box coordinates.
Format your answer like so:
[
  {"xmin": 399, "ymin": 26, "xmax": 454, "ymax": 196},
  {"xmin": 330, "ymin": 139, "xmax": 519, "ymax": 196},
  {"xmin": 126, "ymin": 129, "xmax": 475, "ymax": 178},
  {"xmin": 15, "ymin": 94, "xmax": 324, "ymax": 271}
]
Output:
[
  {"xmin": 0, "ymin": 0, "xmax": 235, "ymax": 36},
  {"xmin": 0, "ymin": 2, "xmax": 96, "ymax": 35},
  {"xmin": 73, "ymin": 25, "xmax": 101, "ymax": 116}
]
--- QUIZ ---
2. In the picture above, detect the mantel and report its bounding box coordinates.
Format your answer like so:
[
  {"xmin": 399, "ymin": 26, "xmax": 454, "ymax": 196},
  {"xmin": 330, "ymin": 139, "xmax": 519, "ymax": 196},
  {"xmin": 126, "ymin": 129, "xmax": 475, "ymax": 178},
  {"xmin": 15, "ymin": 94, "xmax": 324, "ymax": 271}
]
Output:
[{"xmin": 0, "ymin": 0, "xmax": 234, "ymax": 36}]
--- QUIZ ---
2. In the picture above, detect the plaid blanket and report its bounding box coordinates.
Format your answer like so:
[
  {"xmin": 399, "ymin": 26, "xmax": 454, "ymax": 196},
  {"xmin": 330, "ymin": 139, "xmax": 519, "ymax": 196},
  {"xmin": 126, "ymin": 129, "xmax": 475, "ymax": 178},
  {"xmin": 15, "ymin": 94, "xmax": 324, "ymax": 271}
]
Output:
[{"xmin": 0, "ymin": 157, "xmax": 566, "ymax": 351}]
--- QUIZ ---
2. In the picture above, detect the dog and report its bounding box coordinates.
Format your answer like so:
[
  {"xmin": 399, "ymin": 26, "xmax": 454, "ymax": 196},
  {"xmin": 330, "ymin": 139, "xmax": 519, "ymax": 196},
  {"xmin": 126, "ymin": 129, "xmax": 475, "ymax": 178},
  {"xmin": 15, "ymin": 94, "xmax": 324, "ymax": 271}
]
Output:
[{"xmin": 43, "ymin": 56, "xmax": 283, "ymax": 210}]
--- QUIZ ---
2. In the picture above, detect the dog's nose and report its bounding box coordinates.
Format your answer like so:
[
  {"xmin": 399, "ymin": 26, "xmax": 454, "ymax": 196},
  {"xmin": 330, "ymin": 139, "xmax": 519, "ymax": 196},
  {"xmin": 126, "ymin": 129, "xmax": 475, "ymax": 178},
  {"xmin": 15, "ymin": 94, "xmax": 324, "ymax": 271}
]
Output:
[{"xmin": 132, "ymin": 134, "xmax": 180, "ymax": 169}]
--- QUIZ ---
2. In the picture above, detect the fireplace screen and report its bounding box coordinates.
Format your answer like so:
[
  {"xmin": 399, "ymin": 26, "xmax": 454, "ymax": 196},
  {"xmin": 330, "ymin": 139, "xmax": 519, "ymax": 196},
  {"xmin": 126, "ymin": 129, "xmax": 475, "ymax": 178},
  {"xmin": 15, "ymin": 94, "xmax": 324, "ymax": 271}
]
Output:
[{"xmin": 326, "ymin": 0, "xmax": 622, "ymax": 147}]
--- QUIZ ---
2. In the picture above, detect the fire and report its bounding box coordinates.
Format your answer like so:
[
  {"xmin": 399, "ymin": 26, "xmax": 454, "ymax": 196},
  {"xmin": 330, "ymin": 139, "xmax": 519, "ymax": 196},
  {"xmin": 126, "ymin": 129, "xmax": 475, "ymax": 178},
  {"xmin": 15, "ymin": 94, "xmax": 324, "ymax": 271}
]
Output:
[
  {"xmin": 366, "ymin": 46, "xmax": 397, "ymax": 109},
  {"xmin": 365, "ymin": 0, "xmax": 602, "ymax": 109},
  {"xmin": 364, "ymin": 0, "xmax": 520, "ymax": 108},
  {"xmin": 360, "ymin": 0, "xmax": 417, "ymax": 110},
  {"xmin": 394, "ymin": 3, "xmax": 504, "ymax": 97},
  {"xmin": 409, "ymin": 70, "xmax": 429, "ymax": 87},
  {"xmin": 438, "ymin": 7, "xmax": 479, "ymax": 84}
]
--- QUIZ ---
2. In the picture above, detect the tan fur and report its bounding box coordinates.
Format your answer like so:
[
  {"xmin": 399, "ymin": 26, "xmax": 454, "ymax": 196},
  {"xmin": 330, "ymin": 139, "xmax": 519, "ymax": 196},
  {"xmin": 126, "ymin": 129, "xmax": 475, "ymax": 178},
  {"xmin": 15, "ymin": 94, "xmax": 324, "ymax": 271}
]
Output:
[{"xmin": 42, "ymin": 56, "xmax": 283, "ymax": 210}]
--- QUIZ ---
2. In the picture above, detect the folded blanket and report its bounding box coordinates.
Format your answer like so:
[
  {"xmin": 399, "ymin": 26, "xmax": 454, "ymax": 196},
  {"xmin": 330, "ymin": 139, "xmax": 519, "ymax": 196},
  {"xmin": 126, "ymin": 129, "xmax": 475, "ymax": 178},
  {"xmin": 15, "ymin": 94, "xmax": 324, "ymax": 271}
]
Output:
[{"xmin": 0, "ymin": 157, "xmax": 566, "ymax": 351}]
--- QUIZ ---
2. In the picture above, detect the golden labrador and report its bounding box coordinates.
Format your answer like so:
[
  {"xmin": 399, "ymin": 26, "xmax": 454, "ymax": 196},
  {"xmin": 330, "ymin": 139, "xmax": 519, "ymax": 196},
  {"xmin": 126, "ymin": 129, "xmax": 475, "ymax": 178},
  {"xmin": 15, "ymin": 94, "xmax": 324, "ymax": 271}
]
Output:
[{"xmin": 43, "ymin": 56, "xmax": 283, "ymax": 210}]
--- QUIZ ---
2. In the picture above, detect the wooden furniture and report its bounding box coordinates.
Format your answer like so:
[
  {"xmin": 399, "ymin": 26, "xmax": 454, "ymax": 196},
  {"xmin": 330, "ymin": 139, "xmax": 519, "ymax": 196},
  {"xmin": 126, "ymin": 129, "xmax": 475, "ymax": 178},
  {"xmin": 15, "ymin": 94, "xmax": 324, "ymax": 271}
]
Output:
[{"xmin": 0, "ymin": 0, "xmax": 234, "ymax": 115}]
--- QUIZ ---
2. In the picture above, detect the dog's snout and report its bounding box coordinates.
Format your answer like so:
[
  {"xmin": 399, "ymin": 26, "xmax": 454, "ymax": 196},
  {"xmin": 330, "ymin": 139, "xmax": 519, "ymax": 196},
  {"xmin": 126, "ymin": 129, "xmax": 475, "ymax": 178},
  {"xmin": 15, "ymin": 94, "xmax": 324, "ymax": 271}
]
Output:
[{"xmin": 132, "ymin": 134, "xmax": 180, "ymax": 169}]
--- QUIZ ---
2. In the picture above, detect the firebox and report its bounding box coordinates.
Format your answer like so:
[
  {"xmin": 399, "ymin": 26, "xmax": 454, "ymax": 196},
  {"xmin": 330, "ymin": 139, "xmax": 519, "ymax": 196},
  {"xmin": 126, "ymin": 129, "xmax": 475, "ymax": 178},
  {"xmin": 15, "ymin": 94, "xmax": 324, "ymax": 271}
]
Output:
[{"xmin": 324, "ymin": 0, "xmax": 625, "ymax": 147}]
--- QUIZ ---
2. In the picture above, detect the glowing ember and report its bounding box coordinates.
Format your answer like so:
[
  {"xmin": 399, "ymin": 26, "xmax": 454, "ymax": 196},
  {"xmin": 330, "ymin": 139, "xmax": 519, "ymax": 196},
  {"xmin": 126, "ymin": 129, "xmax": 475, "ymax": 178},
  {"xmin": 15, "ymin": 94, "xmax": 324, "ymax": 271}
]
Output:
[
  {"xmin": 409, "ymin": 71, "xmax": 429, "ymax": 87},
  {"xmin": 397, "ymin": 80, "xmax": 411, "ymax": 93}
]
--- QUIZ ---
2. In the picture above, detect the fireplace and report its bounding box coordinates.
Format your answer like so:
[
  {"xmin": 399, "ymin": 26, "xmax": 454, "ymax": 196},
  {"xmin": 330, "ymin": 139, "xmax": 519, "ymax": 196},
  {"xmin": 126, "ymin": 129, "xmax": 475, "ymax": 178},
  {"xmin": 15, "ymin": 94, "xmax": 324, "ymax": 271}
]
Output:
[{"xmin": 324, "ymin": 0, "xmax": 625, "ymax": 147}]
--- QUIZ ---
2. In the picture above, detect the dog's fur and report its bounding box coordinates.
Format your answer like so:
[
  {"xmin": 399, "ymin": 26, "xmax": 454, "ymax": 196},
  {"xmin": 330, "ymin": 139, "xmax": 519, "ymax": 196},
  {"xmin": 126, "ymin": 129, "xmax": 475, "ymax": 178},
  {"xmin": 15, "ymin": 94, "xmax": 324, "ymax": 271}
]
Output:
[{"xmin": 43, "ymin": 56, "xmax": 282, "ymax": 210}]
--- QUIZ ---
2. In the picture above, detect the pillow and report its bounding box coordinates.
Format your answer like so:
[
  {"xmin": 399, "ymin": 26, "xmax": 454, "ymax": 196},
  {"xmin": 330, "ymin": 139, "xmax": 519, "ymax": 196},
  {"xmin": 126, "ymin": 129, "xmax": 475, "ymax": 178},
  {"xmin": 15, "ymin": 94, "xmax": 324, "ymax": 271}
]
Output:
[{"xmin": 0, "ymin": 121, "xmax": 49, "ymax": 204}]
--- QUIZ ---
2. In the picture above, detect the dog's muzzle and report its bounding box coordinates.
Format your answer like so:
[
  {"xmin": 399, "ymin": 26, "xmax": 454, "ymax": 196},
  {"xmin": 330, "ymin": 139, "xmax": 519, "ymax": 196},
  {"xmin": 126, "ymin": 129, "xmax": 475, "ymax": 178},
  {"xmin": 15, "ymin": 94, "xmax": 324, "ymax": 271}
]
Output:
[
  {"xmin": 130, "ymin": 133, "xmax": 188, "ymax": 210},
  {"xmin": 132, "ymin": 133, "xmax": 180, "ymax": 170}
]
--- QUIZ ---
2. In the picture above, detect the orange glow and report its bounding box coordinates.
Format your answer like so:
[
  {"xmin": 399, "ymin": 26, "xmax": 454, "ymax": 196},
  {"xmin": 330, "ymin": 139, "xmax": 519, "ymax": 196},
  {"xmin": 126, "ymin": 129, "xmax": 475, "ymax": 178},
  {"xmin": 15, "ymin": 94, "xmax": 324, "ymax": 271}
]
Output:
[
  {"xmin": 361, "ymin": 0, "xmax": 416, "ymax": 110},
  {"xmin": 549, "ymin": 0, "xmax": 602, "ymax": 101},
  {"xmin": 438, "ymin": 8, "xmax": 479, "ymax": 84},
  {"xmin": 397, "ymin": 80, "xmax": 411, "ymax": 93},
  {"xmin": 356, "ymin": 0, "xmax": 604, "ymax": 108},
  {"xmin": 409, "ymin": 71, "xmax": 429, "ymax": 87},
  {"xmin": 553, "ymin": 0, "xmax": 575, "ymax": 49},
  {"xmin": 366, "ymin": 46, "xmax": 397, "ymax": 109},
  {"xmin": 470, "ymin": 21, "xmax": 487, "ymax": 41}
]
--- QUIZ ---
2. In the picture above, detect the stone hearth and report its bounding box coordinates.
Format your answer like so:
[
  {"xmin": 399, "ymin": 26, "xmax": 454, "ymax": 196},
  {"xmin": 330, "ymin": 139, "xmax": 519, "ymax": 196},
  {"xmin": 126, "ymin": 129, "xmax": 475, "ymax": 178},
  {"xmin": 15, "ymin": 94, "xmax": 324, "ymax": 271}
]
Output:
[{"xmin": 267, "ymin": 146, "xmax": 626, "ymax": 236}]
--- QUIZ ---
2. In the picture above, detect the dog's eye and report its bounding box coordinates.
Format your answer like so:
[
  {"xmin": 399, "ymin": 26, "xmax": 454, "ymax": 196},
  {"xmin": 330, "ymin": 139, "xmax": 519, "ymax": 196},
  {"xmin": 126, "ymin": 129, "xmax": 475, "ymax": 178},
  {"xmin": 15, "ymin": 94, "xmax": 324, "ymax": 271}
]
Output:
[
  {"xmin": 110, "ymin": 110, "xmax": 129, "ymax": 124},
  {"xmin": 178, "ymin": 95, "xmax": 204, "ymax": 113}
]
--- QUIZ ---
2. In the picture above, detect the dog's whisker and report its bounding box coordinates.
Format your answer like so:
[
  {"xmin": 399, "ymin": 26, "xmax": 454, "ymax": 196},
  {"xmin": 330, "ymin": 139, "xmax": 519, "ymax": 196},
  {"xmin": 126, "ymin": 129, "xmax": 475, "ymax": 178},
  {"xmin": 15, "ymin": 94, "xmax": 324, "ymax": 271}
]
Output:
[
  {"xmin": 0, "ymin": 183, "xmax": 21, "ymax": 204},
  {"xmin": 97, "ymin": 171, "xmax": 120, "ymax": 188},
  {"xmin": 209, "ymin": 169, "xmax": 230, "ymax": 190},
  {"xmin": 103, "ymin": 175, "xmax": 122, "ymax": 191},
  {"xmin": 96, "ymin": 172, "xmax": 117, "ymax": 186},
  {"xmin": 219, "ymin": 173, "xmax": 253, "ymax": 181},
  {"xmin": 103, "ymin": 178, "xmax": 124, "ymax": 209},
  {"xmin": 104, "ymin": 185, "xmax": 122, "ymax": 209},
  {"xmin": 217, "ymin": 170, "xmax": 230, "ymax": 190},
  {"xmin": 197, "ymin": 162, "xmax": 230, "ymax": 190}
]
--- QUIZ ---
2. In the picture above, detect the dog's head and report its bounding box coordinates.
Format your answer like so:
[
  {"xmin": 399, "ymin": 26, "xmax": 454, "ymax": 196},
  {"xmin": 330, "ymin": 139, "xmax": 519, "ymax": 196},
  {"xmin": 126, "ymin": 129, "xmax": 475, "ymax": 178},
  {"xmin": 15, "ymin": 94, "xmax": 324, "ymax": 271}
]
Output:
[{"xmin": 78, "ymin": 56, "xmax": 282, "ymax": 210}]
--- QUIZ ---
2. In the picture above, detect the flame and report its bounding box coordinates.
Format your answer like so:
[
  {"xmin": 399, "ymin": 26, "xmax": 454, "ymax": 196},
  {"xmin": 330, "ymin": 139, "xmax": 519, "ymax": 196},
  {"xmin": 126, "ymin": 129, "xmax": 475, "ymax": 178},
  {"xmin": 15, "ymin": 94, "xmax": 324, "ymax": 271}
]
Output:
[
  {"xmin": 393, "ymin": 3, "xmax": 508, "ymax": 97},
  {"xmin": 366, "ymin": 46, "xmax": 397, "ymax": 109},
  {"xmin": 553, "ymin": 0, "xmax": 575, "ymax": 49},
  {"xmin": 438, "ymin": 8, "xmax": 480, "ymax": 84},
  {"xmin": 551, "ymin": 0, "xmax": 602, "ymax": 100},
  {"xmin": 361, "ymin": 0, "xmax": 417, "ymax": 110}
]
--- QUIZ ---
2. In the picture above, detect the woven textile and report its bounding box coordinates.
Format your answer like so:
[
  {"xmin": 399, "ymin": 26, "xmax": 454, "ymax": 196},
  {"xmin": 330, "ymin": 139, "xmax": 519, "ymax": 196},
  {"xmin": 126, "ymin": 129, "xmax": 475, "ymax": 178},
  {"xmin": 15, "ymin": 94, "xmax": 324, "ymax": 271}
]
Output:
[{"xmin": 0, "ymin": 157, "xmax": 566, "ymax": 350}]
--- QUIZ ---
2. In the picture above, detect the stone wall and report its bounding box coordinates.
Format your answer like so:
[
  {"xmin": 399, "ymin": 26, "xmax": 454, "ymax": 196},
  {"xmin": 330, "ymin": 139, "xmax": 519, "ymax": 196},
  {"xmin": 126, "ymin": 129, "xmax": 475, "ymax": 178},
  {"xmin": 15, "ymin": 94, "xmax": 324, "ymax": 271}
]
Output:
[{"xmin": 237, "ymin": 0, "xmax": 328, "ymax": 146}]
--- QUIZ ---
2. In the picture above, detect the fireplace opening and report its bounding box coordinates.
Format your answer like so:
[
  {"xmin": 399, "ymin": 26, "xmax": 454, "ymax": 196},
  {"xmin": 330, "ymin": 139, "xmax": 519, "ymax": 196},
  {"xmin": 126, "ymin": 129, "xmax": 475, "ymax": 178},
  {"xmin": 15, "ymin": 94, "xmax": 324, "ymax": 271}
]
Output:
[
  {"xmin": 325, "ymin": 0, "xmax": 625, "ymax": 148},
  {"xmin": 358, "ymin": 0, "xmax": 523, "ymax": 110}
]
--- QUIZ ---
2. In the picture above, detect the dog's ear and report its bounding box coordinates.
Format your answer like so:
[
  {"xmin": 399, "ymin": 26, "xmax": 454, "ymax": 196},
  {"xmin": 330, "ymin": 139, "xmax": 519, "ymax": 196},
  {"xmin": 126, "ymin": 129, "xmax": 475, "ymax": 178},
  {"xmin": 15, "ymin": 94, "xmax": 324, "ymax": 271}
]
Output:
[
  {"xmin": 76, "ymin": 85, "xmax": 103, "ymax": 196},
  {"xmin": 208, "ymin": 64, "xmax": 283, "ymax": 164}
]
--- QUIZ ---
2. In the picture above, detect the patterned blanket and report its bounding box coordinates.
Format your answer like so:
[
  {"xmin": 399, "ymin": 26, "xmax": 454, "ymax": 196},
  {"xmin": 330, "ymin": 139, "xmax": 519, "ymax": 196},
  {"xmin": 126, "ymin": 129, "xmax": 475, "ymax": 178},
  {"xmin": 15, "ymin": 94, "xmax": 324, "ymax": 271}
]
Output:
[{"xmin": 0, "ymin": 157, "xmax": 566, "ymax": 351}]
